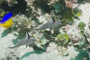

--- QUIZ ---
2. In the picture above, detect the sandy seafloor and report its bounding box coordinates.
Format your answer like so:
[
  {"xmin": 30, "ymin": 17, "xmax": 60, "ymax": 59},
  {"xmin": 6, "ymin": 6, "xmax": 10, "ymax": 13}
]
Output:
[{"xmin": 0, "ymin": 2, "xmax": 90, "ymax": 60}]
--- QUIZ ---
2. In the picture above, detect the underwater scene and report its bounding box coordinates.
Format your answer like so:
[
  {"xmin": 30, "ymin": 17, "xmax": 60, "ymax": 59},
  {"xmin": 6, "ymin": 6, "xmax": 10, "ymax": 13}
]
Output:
[{"xmin": 0, "ymin": 0, "xmax": 90, "ymax": 60}]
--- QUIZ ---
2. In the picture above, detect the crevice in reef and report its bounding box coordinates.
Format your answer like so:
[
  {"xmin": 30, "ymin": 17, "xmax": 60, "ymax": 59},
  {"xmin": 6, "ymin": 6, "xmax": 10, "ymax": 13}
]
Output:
[{"xmin": 0, "ymin": 0, "xmax": 27, "ymax": 14}]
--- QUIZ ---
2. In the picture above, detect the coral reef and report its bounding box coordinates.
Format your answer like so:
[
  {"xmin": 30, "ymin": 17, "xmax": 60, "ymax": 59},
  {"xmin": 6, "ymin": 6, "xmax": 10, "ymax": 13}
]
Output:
[{"xmin": 0, "ymin": 0, "xmax": 90, "ymax": 59}]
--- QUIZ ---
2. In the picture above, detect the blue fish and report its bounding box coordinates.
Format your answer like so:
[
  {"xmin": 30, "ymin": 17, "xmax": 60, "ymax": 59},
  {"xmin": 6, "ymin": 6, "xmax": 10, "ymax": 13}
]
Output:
[{"xmin": 0, "ymin": 12, "xmax": 13, "ymax": 23}]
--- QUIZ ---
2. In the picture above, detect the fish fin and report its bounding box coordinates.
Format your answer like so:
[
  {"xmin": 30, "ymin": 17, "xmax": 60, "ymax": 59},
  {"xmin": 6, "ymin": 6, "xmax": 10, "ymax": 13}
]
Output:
[
  {"xmin": 52, "ymin": 17, "xmax": 55, "ymax": 23},
  {"xmin": 26, "ymin": 43, "xmax": 30, "ymax": 48},
  {"xmin": 26, "ymin": 32, "xmax": 30, "ymax": 39}
]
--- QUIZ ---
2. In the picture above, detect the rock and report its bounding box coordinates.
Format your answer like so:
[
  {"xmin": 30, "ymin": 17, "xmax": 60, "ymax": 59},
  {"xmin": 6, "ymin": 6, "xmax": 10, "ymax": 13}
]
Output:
[
  {"xmin": 64, "ymin": 51, "xmax": 69, "ymax": 56},
  {"xmin": 87, "ymin": 38, "xmax": 90, "ymax": 43}
]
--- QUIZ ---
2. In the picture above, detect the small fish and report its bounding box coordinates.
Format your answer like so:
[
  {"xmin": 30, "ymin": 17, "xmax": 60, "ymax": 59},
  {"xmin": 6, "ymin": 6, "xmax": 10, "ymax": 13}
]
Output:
[
  {"xmin": 9, "ymin": 32, "xmax": 37, "ymax": 48},
  {"xmin": 0, "ymin": 12, "xmax": 13, "ymax": 28},
  {"xmin": 0, "ymin": 18, "xmax": 13, "ymax": 28},
  {"xmin": 0, "ymin": 12, "xmax": 13, "ymax": 23},
  {"xmin": 33, "ymin": 20, "xmax": 61, "ymax": 30}
]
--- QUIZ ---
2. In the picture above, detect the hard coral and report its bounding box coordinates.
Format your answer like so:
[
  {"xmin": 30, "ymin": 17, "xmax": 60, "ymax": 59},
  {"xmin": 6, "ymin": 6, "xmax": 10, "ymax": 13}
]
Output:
[
  {"xmin": 6, "ymin": 0, "xmax": 18, "ymax": 7},
  {"xmin": 11, "ymin": 14, "xmax": 32, "ymax": 33},
  {"xmin": 0, "ymin": 0, "xmax": 18, "ymax": 7}
]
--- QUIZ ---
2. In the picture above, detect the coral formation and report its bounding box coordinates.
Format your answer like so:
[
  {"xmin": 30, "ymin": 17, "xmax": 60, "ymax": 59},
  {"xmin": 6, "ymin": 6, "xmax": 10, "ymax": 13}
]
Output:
[{"xmin": 0, "ymin": 0, "xmax": 90, "ymax": 59}]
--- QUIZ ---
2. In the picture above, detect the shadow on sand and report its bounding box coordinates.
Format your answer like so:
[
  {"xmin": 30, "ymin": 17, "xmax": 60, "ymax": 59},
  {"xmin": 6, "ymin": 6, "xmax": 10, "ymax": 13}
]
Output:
[
  {"xmin": 70, "ymin": 49, "xmax": 89, "ymax": 60},
  {"xmin": 19, "ymin": 43, "xmax": 49, "ymax": 60},
  {"xmin": 1, "ymin": 29, "xmax": 12, "ymax": 38}
]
